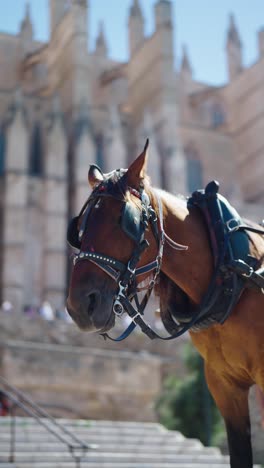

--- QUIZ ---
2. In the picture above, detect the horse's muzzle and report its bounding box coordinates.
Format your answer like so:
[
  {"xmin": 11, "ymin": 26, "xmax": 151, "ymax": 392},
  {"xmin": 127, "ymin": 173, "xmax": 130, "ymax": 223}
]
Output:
[{"xmin": 66, "ymin": 289, "xmax": 114, "ymax": 332}]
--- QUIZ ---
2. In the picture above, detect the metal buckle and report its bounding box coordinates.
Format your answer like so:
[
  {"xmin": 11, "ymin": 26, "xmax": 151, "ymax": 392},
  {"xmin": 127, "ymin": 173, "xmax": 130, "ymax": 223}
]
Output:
[
  {"xmin": 130, "ymin": 311, "xmax": 141, "ymax": 323},
  {"xmin": 113, "ymin": 299, "xmax": 124, "ymax": 316},
  {"xmin": 127, "ymin": 261, "xmax": 136, "ymax": 275},
  {"xmin": 113, "ymin": 282, "xmax": 127, "ymax": 317},
  {"xmin": 226, "ymin": 218, "xmax": 240, "ymax": 232},
  {"xmin": 243, "ymin": 266, "xmax": 254, "ymax": 278}
]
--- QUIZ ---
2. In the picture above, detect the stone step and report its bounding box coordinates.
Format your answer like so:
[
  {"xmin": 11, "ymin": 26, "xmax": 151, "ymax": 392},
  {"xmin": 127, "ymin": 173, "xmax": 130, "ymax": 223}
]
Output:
[
  {"xmin": 0, "ymin": 433, "xmax": 203, "ymax": 445},
  {"xmin": 0, "ymin": 428, "xmax": 178, "ymax": 438},
  {"xmin": 0, "ymin": 417, "xmax": 234, "ymax": 468},
  {"xmin": 0, "ymin": 442, "xmax": 221, "ymax": 457},
  {"xmin": 3, "ymin": 464, "xmax": 231, "ymax": 468},
  {"xmin": 0, "ymin": 431, "xmax": 195, "ymax": 444},
  {"xmin": 0, "ymin": 418, "xmax": 161, "ymax": 431},
  {"xmin": 0, "ymin": 427, "xmax": 182, "ymax": 437},
  {"xmin": 0, "ymin": 464, "xmax": 16, "ymax": 468},
  {"xmin": 0, "ymin": 442, "xmax": 220, "ymax": 455},
  {"xmin": 0, "ymin": 451, "xmax": 230, "ymax": 464},
  {"xmin": 0, "ymin": 433, "xmax": 198, "ymax": 446}
]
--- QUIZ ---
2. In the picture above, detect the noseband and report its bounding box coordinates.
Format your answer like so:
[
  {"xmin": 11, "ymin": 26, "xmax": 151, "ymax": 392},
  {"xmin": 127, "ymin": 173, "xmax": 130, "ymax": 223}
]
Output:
[{"xmin": 68, "ymin": 170, "xmax": 168, "ymax": 340}]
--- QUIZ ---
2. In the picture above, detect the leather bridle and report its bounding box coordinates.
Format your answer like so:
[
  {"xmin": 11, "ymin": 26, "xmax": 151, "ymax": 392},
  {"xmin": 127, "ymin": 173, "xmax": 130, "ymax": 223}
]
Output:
[{"xmin": 68, "ymin": 170, "xmax": 168, "ymax": 341}]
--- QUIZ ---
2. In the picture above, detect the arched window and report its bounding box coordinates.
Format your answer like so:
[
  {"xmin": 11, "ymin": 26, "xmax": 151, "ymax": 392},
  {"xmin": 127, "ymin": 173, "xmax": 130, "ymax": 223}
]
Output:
[
  {"xmin": 29, "ymin": 123, "xmax": 43, "ymax": 176},
  {"xmin": 211, "ymin": 103, "xmax": 225, "ymax": 128},
  {"xmin": 0, "ymin": 128, "xmax": 6, "ymax": 176},
  {"xmin": 185, "ymin": 145, "xmax": 203, "ymax": 193}
]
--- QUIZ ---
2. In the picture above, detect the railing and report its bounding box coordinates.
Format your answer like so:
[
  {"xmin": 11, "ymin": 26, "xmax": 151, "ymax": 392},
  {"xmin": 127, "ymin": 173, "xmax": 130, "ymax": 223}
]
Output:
[{"xmin": 0, "ymin": 376, "xmax": 97, "ymax": 468}]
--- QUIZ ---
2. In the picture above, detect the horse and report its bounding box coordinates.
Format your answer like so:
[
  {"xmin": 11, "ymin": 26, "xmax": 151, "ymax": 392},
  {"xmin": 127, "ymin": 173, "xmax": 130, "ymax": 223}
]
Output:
[{"xmin": 66, "ymin": 141, "xmax": 264, "ymax": 468}]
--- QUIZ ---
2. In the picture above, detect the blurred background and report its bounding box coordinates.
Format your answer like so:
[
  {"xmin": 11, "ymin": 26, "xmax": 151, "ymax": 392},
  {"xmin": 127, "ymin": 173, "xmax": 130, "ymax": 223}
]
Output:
[{"xmin": 0, "ymin": 0, "xmax": 264, "ymax": 462}]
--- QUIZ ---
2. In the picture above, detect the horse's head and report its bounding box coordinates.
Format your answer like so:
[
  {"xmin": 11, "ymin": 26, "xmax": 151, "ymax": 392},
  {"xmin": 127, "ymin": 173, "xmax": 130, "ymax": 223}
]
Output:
[{"xmin": 66, "ymin": 141, "xmax": 159, "ymax": 333}]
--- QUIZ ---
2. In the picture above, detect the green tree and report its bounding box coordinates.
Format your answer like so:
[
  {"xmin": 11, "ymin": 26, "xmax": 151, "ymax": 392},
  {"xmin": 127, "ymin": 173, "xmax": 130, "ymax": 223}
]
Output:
[{"xmin": 155, "ymin": 343, "xmax": 225, "ymax": 446}]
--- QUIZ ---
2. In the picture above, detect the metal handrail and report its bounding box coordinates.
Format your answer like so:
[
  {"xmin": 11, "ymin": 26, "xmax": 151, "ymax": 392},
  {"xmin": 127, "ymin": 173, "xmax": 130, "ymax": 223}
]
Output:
[{"xmin": 0, "ymin": 376, "xmax": 97, "ymax": 468}]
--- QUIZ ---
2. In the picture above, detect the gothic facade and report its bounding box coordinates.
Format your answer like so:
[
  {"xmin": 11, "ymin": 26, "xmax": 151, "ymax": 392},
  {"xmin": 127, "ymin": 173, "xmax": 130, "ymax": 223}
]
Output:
[{"xmin": 0, "ymin": 0, "xmax": 263, "ymax": 310}]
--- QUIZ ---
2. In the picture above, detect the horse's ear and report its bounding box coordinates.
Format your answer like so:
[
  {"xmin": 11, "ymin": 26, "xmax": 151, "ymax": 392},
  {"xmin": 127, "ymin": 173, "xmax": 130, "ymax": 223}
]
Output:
[
  {"xmin": 127, "ymin": 139, "xmax": 149, "ymax": 188},
  {"xmin": 88, "ymin": 164, "xmax": 104, "ymax": 188}
]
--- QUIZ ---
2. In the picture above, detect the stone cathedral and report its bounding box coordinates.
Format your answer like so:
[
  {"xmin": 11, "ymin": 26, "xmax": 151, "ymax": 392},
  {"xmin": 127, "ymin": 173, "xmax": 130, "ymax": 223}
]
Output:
[{"xmin": 0, "ymin": 0, "xmax": 263, "ymax": 311}]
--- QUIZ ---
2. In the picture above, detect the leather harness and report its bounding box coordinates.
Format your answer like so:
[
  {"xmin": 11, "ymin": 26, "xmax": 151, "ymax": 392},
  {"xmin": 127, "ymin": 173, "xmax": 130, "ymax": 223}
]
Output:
[{"xmin": 67, "ymin": 173, "xmax": 264, "ymax": 341}]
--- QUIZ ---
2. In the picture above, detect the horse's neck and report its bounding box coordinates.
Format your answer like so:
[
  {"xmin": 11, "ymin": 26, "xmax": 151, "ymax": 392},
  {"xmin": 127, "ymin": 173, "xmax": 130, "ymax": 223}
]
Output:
[{"xmin": 158, "ymin": 189, "xmax": 214, "ymax": 304}]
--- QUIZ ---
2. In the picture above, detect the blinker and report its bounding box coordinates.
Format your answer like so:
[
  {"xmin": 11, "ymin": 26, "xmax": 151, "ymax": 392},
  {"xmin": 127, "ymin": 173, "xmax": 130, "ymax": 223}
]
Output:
[
  {"xmin": 67, "ymin": 216, "xmax": 81, "ymax": 250},
  {"xmin": 121, "ymin": 202, "xmax": 143, "ymax": 243}
]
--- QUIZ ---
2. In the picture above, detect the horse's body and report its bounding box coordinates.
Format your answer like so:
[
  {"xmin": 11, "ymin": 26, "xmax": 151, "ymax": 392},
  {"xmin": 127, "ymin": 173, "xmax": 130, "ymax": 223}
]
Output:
[
  {"xmin": 155, "ymin": 188, "xmax": 264, "ymax": 467},
  {"xmin": 67, "ymin": 144, "xmax": 264, "ymax": 468}
]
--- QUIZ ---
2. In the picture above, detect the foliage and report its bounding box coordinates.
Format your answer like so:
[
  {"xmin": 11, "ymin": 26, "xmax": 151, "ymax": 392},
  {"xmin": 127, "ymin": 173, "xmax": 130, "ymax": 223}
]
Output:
[{"xmin": 155, "ymin": 342, "xmax": 225, "ymax": 446}]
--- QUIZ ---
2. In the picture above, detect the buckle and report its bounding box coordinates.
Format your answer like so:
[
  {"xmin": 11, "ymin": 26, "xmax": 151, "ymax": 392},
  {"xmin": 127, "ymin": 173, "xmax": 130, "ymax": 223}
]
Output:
[
  {"xmin": 127, "ymin": 261, "xmax": 136, "ymax": 275},
  {"xmin": 226, "ymin": 218, "xmax": 240, "ymax": 232},
  {"xmin": 113, "ymin": 299, "xmax": 124, "ymax": 316},
  {"xmin": 243, "ymin": 266, "xmax": 254, "ymax": 278},
  {"xmin": 113, "ymin": 282, "xmax": 128, "ymax": 317}
]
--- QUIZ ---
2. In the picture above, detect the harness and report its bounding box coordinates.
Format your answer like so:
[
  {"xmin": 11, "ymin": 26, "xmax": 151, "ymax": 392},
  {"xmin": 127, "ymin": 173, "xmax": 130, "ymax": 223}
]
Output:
[
  {"xmin": 185, "ymin": 180, "xmax": 264, "ymax": 331},
  {"xmin": 67, "ymin": 173, "xmax": 264, "ymax": 341}
]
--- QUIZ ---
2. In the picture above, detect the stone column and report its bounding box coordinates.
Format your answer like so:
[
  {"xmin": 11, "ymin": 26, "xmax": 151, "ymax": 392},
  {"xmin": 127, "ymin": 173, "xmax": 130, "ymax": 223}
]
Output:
[
  {"xmin": 139, "ymin": 111, "xmax": 162, "ymax": 188},
  {"xmin": 160, "ymin": 102, "xmax": 187, "ymax": 196},
  {"xmin": 43, "ymin": 96, "xmax": 67, "ymax": 309},
  {"xmin": 74, "ymin": 106, "xmax": 96, "ymax": 211},
  {"xmin": 104, "ymin": 105, "xmax": 127, "ymax": 173},
  {"xmin": 1, "ymin": 90, "xmax": 29, "ymax": 310}
]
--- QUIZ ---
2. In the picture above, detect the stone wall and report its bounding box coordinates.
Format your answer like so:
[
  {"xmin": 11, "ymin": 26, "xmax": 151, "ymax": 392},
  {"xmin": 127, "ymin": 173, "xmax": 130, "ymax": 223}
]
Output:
[
  {"xmin": 0, "ymin": 340, "xmax": 161, "ymax": 421},
  {"xmin": 0, "ymin": 311, "xmax": 188, "ymax": 421},
  {"xmin": 0, "ymin": 311, "xmax": 263, "ymax": 460}
]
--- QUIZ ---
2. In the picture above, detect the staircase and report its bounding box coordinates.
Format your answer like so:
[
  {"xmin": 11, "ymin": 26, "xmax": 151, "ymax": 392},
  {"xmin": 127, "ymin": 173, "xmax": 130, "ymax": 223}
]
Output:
[{"xmin": 0, "ymin": 417, "xmax": 232, "ymax": 468}]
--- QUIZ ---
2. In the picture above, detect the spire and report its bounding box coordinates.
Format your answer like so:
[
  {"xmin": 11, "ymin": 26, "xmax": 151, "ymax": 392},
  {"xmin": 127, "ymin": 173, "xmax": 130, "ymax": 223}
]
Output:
[
  {"xmin": 181, "ymin": 44, "xmax": 192, "ymax": 76},
  {"xmin": 21, "ymin": 2, "xmax": 31, "ymax": 28},
  {"xmin": 226, "ymin": 13, "xmax": 243, "ymax": 81},
  {"xmin": 154, "ymin": 0, "xmax": 172, "ymax": 30},
  {"xmin": 227, "ymin": 14, "xmax": 242, "ymax": 47},
  {"xmin": 130, "ymin": 0, "xmax": 143, "ymax": 18},
  {"xmin": 95, "ymin": 21, "xmax": 108, "ymax": 56},
  {"xmin": 128, "ymin": 0, "xmax": 144, "ymax": 56},
  {"xmin": 20, "ymin": 1, "xmax": 33, "ymax": 45}
]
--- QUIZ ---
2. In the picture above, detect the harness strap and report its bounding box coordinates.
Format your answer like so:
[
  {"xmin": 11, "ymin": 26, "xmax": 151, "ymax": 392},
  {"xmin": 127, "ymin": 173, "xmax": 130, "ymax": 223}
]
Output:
[
  {"xmin": 102, "ymin": 321, "xmax": 137, "ymax": 342},
  {"xmin": 136, "ymin": 260, "xmax": 159, "ymax": 276},
  {"xmin": 74, "ymin": 251, "xmax": 126, "ymax": 274},
  {"xmin": 230, "ymin": 224, "xmax": 264, "ymax": 236},
  {"xmin": 226, "ymin": 260, "xmax": 264, "ymax": 291}
]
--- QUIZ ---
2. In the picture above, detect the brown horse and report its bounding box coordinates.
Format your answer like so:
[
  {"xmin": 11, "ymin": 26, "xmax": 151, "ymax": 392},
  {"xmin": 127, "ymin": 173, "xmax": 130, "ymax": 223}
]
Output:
[{"xmin": 66, "ymin": 142, "xmax": 264, "ymax": 468}]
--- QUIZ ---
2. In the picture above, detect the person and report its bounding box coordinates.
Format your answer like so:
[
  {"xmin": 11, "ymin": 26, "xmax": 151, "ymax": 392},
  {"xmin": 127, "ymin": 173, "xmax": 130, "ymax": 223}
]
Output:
[
  {"xmin": 39, "ymin": 301, "xmax": 54, "ymax": 321},
  {"xmin": 1, "ymin": 301, "xmax": 13, "ymax": 313},
  {"xmin": 0, "ymin": 391, "xmax": 10, "ymax": 416},
  {"xmin": 23, "ymin": 304, "xmax": 36, "ymax": 318}
]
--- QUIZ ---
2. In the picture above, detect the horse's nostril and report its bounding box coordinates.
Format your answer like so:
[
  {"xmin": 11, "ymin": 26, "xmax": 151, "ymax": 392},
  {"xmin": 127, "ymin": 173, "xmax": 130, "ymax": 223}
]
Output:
[{"xmin": 86, "ymin": 290, "xmax": 101, "ymax": 314}]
